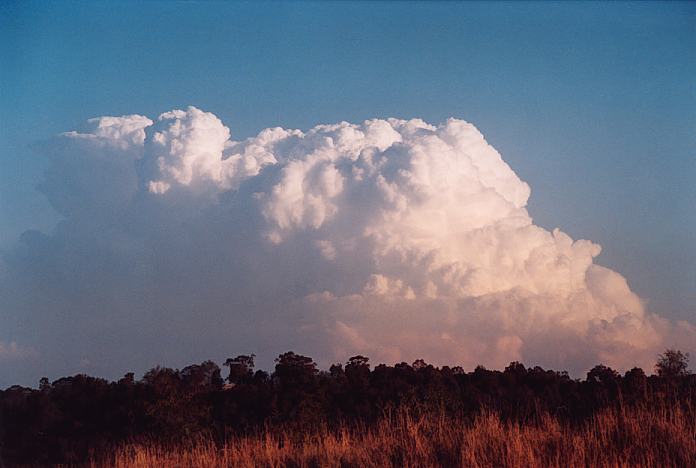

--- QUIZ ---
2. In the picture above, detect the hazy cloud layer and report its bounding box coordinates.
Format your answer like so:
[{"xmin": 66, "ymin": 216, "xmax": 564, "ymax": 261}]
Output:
[
  {"xmin": 0, "ymin": 341, "xmax": 38, "ymax": 362},
  {"xmin": 1, "ymin": 107, "xmax": 693, "ymax": 385}
]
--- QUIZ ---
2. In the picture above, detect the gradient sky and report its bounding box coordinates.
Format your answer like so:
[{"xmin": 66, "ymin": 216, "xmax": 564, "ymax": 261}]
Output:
[{"xmin": 1, "ymin": 1, "xmax": 695, "ymax": 384}]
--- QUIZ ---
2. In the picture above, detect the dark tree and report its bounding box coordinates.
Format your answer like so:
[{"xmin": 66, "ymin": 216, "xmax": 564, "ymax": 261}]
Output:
[
  {"xmin": 38, "ymin": 377, "xmax": 50, "ymax": 392},
  {"xmin": 587, "ymin": 365, "xmax": 619, "ymax": 385},
  {"xmin": 118, "ymin": 372, "xmax": 135, "ymax": 386},
  {"xmin": 623, "ymin": 367, "xmax": 648, "ymax": 402},
  {"xmin": 655, "ymin": 349, "xmax": 690, "ymax": 378},
  {"xmin": 181, "ymin": 361, "xmax": 223, "ymax": 390},
  {"xmin": 224, "ymin": 354, "xmax": 255, "ymax": 384},
  {"xmin": 345, "ymin": 355, "xmax": 370, "ymax": 384}
]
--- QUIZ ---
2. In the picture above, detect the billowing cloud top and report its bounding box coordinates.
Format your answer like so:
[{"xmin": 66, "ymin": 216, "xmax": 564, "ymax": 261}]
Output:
[{"xmin": 1, "ymin": 107, "xmax": 693, "ymax": 383}]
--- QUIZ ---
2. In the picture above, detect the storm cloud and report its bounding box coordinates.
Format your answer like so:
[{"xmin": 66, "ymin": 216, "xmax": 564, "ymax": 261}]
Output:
[{"xmin": 1, "ymin": 107, "xmax": 693, "ymax": 385}]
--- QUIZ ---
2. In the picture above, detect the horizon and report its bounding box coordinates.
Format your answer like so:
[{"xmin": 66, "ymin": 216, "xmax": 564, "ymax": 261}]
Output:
[{"xmin": 5, "ymin": 347, "xmax": 691, "ymax": 391}]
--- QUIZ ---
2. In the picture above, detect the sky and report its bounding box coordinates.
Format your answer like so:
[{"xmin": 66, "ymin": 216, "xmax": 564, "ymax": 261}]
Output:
[{"xmin": 0, "ymin": 1, "xmax": 695, "ymax": 387}]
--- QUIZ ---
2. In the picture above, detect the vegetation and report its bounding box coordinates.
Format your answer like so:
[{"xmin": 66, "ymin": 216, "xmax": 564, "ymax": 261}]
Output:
[
  {"xmin": 101, "ymin": 405, "xmax": 696, "ymax": 468},
  {"xmin": 0, "ymin": 350, "xmax": 693, "ymax": 466}
]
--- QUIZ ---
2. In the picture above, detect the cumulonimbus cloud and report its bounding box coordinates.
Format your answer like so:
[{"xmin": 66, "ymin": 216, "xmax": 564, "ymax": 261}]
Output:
[{"xmin": 1, "ymin": 106, "xmax": 693, "ymax": 383}]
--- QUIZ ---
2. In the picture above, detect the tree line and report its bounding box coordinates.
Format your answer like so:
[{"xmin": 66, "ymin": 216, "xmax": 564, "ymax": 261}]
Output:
[{"xmin": 0, "ymin": 349, "xmax": 692, "ymax": 465}]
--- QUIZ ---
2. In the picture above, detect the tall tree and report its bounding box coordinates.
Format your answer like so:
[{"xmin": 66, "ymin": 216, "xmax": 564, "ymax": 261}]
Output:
[{"xmin": 655, "ymin": 349, "xmax": 690, "ymax": 378}]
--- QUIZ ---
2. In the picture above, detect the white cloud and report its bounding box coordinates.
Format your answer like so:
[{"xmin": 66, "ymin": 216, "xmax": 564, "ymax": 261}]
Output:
[
  {"xmin": 62, "ymin": 114, "xmax": 153, "ymax": 149},
  {"xmin": 144, "ymin": 107, "xmax": 285, "ymax": 195},
  {"xmin": 2, "ymin": 106, "xmax": 693, "ymax": 383},
  {"xmin": 146, "ymin": 107, "xmax": 230, "ymax": 193}
]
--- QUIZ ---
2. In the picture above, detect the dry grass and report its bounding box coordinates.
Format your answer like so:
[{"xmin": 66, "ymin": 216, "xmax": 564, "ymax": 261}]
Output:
[{"xmin": 92, "ymin": 406, "xmax": 696, "ymax": 468}]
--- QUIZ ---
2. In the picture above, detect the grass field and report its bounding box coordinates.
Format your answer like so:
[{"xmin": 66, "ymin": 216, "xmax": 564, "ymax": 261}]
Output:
[{"xmin": 92, "ymin": 404, "xmax": 696, "ymax": 468}]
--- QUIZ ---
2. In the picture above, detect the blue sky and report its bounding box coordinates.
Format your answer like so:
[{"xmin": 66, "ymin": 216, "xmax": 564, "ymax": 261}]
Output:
[{"xmin": 0, "ymin": 1, "xmax": 695, "ymax": 382}]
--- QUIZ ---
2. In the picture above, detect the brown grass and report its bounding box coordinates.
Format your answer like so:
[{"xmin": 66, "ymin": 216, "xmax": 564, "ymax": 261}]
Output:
[{"xmin": 92, "ymin": 406, "xmax": 696, "ymax": 468}]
